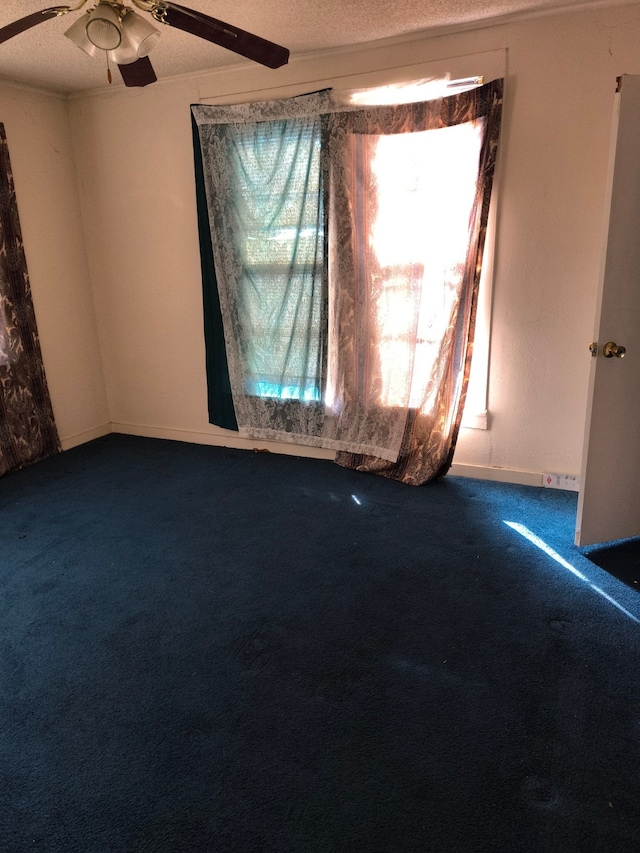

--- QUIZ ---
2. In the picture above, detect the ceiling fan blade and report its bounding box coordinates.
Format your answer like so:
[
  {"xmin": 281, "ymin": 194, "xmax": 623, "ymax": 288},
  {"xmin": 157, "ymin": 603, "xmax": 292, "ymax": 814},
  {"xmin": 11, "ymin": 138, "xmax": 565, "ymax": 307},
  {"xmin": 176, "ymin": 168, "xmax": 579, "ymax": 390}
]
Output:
[
  {"xmin": 161, "ymin": 3, "xmax": 289, "ymax": 69},
  {"xmin": 118, "ymin": 56, "xmax": 157, "ymax": 87},
  {"xmin": 0, "ymin": 7, "xmax": 67, "ymax": 45}
]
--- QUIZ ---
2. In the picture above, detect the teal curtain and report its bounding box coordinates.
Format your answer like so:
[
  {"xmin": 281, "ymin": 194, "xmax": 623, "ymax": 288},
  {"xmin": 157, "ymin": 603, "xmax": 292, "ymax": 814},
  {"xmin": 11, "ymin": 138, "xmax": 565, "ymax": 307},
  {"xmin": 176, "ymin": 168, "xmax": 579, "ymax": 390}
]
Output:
[{"xmin": 192, "ymin": 114, "xmax": 238, "ymax": 430}]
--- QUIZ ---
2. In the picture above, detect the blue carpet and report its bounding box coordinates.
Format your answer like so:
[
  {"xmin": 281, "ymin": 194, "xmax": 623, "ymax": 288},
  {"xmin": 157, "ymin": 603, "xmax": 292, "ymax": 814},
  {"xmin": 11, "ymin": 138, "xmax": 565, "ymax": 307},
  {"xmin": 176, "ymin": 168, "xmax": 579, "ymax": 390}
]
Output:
[{"xmin": 0, "ymin": 434, "xmax": 638, "ymax": 852}]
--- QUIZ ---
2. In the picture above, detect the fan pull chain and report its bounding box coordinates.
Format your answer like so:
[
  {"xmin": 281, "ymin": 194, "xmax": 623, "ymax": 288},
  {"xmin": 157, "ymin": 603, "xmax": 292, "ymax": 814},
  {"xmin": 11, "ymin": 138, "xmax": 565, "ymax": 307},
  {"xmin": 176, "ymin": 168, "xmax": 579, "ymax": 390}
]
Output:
[{"xmin": 106, "ymin": 54, "xmax": 112, "ymax": 85}]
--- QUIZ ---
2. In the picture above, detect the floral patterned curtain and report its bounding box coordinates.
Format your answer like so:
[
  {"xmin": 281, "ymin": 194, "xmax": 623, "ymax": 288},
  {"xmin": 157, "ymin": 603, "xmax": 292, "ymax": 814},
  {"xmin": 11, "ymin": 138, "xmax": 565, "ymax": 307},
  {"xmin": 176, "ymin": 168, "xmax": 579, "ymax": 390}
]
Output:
[
  {"xmin": 333, "ymin": 84, "xmax": 503, "ymax": 484},
  {"xmin": 193, "ymin": 80, "xmax": 502, "ymax": 484},
  {"xmin": 0, "ymin": 124, "xmax": 60, "ymax": 477}
]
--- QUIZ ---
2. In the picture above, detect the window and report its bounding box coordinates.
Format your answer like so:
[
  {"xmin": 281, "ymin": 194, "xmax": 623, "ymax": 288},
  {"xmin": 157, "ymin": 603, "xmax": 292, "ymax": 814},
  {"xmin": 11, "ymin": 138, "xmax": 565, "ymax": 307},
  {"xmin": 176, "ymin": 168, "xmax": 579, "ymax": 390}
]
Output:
[
  {"xmin": 193, "ymin": 72, "xmax": 503, "ymax": 483},
  {"xmin": 359, "ymin": 121, "xmax": 485, "ymax": 413},
  {"xmin": 231, "ymin": 119, "xmax": 325, "ymax": 402}
]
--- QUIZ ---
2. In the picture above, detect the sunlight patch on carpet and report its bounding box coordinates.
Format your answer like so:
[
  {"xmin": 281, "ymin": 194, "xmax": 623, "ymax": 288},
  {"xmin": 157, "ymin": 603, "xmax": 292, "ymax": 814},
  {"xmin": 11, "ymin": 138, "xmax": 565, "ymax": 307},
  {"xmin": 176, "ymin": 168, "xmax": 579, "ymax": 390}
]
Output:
[{"xmin": 504, "ymin": 521, "xmax": 640, "ymax": 626}]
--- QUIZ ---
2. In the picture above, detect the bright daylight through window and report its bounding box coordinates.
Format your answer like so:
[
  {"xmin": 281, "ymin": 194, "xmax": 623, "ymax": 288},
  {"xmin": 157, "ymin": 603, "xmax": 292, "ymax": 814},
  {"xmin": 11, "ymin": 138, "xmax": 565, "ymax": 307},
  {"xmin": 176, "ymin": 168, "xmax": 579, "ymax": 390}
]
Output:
[
  {"xmin": 237, "ymin": 86, "xmax": 487, "ymax": 427},
  {"xmin": 237, "ymin": 122, "xmax": 325, "ymax": 403},
  {"xmin": 364, "ymin": 122, "xmax": 484, "ymax": 412}
]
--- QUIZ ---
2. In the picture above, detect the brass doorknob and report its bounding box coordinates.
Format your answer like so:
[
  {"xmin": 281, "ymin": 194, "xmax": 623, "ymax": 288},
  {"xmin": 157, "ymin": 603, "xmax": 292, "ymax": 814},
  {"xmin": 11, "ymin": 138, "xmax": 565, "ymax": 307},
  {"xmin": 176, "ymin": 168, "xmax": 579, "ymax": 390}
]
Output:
[{"xmin": 603, "ymin": 341, "xmax": 626, "ymax": 358}]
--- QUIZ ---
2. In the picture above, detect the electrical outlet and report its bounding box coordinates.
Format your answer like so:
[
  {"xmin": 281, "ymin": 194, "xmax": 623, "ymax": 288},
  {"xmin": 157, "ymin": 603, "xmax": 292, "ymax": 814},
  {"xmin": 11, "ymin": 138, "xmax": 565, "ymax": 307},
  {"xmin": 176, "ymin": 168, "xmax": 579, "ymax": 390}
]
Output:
[{"xmin": 543, "ymin": 473, "xmax": 580, "ymax": 492}]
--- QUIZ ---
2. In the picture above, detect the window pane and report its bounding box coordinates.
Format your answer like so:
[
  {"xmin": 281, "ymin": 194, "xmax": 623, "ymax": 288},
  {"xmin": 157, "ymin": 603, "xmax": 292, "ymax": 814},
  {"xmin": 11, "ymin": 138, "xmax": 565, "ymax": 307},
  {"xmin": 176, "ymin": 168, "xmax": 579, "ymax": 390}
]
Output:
[
  {"xmin": 229, "ymin": 119, "xmax": 325, "ymax": 401},
  {"xmin": 241, "ymin": 269, "xmax": 324, "ymax": 401},
  {"xmin": 368, "ymin": 121, "xmax": 485, "ymax": 410}
]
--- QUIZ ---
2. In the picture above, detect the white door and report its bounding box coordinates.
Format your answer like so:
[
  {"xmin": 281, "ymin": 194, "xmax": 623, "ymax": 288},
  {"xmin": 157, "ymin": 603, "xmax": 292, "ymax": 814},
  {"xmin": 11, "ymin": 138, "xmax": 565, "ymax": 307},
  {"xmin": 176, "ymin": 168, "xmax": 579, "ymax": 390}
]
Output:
[{"xmin": 576, "ymin": 75, "xmax": 640, "ymax": 546}]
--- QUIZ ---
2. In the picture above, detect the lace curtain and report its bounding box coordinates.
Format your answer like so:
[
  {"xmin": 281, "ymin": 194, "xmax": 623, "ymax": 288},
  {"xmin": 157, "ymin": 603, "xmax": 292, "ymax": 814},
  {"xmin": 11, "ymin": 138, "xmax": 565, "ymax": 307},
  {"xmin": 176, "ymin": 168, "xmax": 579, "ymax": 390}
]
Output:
[
  {"xmin": 0, "ymin": 124, "xmax": 60, "ymax": 477},
  {"xmin": 193, "ymin": 80, "xmax": 502, "ymax": 483}
]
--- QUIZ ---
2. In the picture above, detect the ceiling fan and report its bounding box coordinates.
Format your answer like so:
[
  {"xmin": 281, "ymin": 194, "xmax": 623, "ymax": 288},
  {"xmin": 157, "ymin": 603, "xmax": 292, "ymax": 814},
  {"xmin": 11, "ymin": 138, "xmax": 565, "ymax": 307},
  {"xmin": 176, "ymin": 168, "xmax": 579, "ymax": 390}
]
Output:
[{"xmin": 0, "ymin": 1, "xmax": 290, "ymax": 87}]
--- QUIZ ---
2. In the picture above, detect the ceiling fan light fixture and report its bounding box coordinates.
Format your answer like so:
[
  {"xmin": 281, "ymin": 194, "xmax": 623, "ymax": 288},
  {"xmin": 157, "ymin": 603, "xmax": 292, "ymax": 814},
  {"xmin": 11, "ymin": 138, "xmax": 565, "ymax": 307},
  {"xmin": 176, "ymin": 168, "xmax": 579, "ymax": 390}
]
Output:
[
  {"xmin": 106, "ymin": 42, "xmax": 137, "ymax": 66},
  {"xmin": 86, "ymin": 3, "xmax": 122, "ymax": 51},
  {"xmin": 107, "ymin": 10, "xmax": 160, "ymax": 65},
  {"xmin": 122, "ymin": 10, "xmax": 161, "ymax": 58},
  {"xmin": 64, "ymin": 12, "xmax": 101, "ymax": 58},
  {"xmin": 2, "ymin": 0, "xmax": 290, "ymax": 89}
]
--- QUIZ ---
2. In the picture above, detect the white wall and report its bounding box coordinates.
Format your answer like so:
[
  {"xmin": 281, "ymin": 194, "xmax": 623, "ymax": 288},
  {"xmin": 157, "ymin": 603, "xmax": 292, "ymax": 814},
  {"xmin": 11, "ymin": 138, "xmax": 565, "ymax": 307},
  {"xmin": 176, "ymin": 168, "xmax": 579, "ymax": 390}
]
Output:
[
  {"xmin": 64, "ymin": 2, "xmax": 640, "ymax": 482},
  {"xmin": 0, "ymin": 81, "xmax": 109, "ymax": 449}
]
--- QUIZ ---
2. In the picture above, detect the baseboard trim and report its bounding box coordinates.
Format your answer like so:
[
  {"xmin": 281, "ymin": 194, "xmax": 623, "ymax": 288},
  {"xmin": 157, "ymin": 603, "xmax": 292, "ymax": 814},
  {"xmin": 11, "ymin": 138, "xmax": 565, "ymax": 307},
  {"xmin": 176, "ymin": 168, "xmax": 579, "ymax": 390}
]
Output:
[
  {"xmin": 110, "ymin": 423, "xmax": 546, "ymax": 486},
  {"xmin": 60, "ymin": 422, "xmax": 113, "ymax": 451},
  {"xmin": 450, "ymin": 462, "xmax": 542, "ymax": 487},
  {"xmin": 110, "ymin": 422, "xmax": 336, "ymax": 460}
]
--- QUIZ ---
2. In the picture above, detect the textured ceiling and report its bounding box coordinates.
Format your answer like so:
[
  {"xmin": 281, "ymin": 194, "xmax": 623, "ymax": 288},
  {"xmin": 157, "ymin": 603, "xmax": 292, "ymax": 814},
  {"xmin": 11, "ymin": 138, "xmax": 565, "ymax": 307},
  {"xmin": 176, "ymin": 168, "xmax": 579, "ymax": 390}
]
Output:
[{"xmin": 0, "ymin": 0, "xmax": 621, "ymax": 94}]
